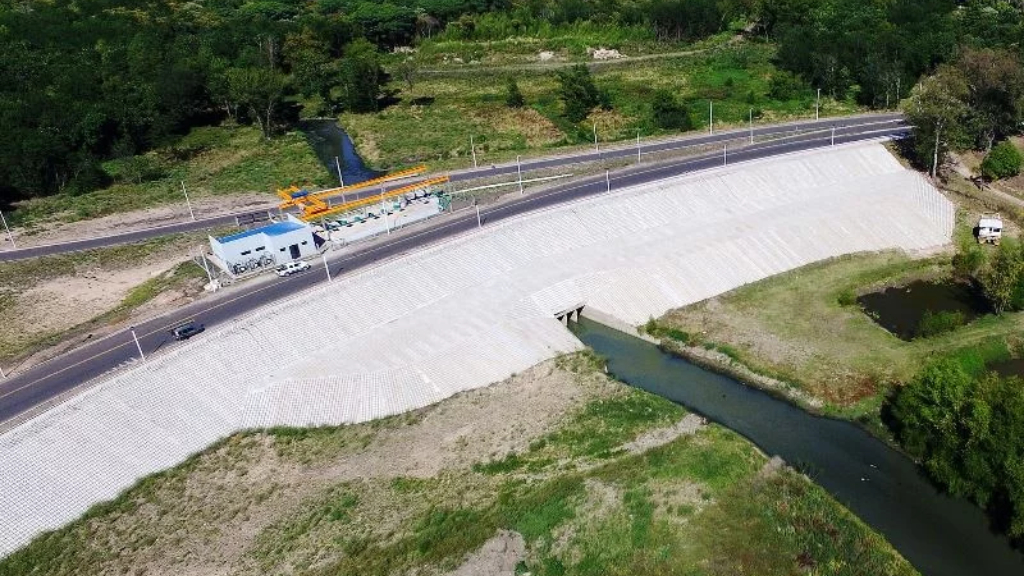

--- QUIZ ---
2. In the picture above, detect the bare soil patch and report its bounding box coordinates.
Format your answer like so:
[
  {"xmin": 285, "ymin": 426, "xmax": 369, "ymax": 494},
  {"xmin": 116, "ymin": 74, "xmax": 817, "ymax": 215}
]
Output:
[{"xmin": 8, "ymin": 192, "xmax": 274, "ymax": 249}]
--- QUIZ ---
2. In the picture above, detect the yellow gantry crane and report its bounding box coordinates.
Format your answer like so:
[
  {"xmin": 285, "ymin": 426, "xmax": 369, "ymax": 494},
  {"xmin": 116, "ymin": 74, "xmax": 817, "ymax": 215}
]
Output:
[
  {"xmin": 276, "ymin": 165, "xmax": 432, "ymax": 220},
  {"xmin": 299, "ymin": 175, "xmax": 450, "ymax": 222}
]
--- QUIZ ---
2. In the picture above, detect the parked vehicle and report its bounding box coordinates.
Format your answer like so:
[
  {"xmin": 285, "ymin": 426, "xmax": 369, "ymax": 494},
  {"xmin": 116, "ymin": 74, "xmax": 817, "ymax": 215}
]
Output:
[
  {"xmin": 276, "ymin": 261, "xmax": 311, "ymax": 277},
  {"xmin": 171, "ymin": 321, "xmax": 205, "ymax": 341},
  {"xmin": 978, "ymin": 214, "xmax": 1003, "ymax": 245}
]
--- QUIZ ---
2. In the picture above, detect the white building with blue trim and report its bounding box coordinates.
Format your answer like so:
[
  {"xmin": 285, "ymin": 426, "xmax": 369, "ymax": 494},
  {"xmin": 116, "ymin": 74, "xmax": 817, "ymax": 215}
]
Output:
[{"xmin": 209, "ymin": 215, "xmax": 317, "ymax": 274}]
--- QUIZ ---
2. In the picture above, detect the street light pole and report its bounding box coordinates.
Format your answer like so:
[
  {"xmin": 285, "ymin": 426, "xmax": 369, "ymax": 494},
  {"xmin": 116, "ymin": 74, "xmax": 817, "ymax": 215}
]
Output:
[
  {"xmin": 593, "ymin": 122, "xmax": 598, "ymax": 152},
  {"xmin": 130, "ymin": 326, "xmax": 145, "ymax": 361},
  {"xmin": 0, "ymin": 209, "xmax": 15, "ymax": 249},
  {"xmin": 636, "ymin": 131, "xmax": 641, "ymax": 164},
  {"xmin": 749, "ymin": 108, "xmax": 754, "ymax": 144},
  {"xmin": 831, "ymin": 125, "xmax": 836, "ymax": 146},
  {"xmin": 380, "ymin": 186, "xmax": 391, "ymax": 235},
  {"xmin": 709, "ymin": 100, "xmax": 714, "ymax": 134},
  {"xmin": 470, "ymin": 135, "xmax": 478, "ymax": 168},
  {"xmin": 605, "ymin": 170, "xmax": 610, "ymax": 192},
  {"xmin": 322, "ymin": 253, "xmax": 332, "ymax": 282},
  {"xmin": 335, "ymin": 156, "xmax": 345, "ymax": 187},
  {"xmin": 517, "ymin": 155, "xmax": 524, "ymax": 195},
  {"xmin": 475, "ymin": 201, "xmax": 482, "ymax": 228},
  {"xmin": 197, "ymin": 249, "xmax": 213, "ymax": 285},
  {"xmin": 180, "ymin": 181, "xmax": 195, "ymax": 222},
  {"xmin": 723, "ymin": 143, "xmax": 728, "ymax": 166},
  {"xmin": 816, "ymin": 88, "xmax": 821, "ymax": 120}
]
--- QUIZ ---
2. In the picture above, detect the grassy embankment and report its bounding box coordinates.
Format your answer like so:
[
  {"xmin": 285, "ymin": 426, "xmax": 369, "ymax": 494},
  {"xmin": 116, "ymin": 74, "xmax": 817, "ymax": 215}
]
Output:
[
  {"xmin": 652, "ymin": 242, "xmax": 1024, "ymax": 430},
  {"xmin": 344, "ymin": 40, "xmax": 861, "ymax": 172},
  {"xmin": 8, "ymin": 126, "xmax": 331, "ymax": 230},
  {"xmin": 0, "ymin": 233, "xmax": 216, "ymax": 365},
  {"xmin": 0, "ymin": 353, "xmax": 916, "ymax": 576}
]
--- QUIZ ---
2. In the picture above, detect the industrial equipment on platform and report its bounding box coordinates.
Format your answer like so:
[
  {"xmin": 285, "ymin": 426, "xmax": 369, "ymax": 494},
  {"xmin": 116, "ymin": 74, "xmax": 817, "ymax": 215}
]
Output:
[
  {"xmin": 209, "ymin": 215, "xmax": 317, "ymax": 275},
  {"xmin": 978, "ymin": 214, "xmax": 1003, "ymax": 245},
  {"xmin": 276, "ymin": 165, "xmax": 449, "ymax": 223}
]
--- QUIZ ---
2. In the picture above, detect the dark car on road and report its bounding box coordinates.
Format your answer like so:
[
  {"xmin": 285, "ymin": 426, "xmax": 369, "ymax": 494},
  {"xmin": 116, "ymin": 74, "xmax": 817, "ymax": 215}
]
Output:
[{"xmin": 171, "ymin": 321, "xmax": 205, "ymax": 341}]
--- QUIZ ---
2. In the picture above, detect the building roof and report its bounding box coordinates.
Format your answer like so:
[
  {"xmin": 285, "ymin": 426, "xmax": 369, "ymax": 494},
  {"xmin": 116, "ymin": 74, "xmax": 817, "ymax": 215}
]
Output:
[{"xmin": 216, "ymin": 220, "xmax": 308, "ymax": 244}]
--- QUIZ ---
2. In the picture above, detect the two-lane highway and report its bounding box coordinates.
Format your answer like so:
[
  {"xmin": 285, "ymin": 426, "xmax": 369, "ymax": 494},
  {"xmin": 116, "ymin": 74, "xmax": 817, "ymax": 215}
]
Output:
[
  {"xmin": 0, "ymin": 113, "xmax": 906, "ymax": 262},
  {"xmin": 0, "ymin": 119, "xmax": 910, "ymax": 425}
]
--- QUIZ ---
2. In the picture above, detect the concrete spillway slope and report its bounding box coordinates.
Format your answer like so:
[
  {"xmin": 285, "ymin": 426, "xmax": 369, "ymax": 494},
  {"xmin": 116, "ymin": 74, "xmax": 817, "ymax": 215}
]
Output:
[{"xmin": 0, "ymin": 142, "xmax": 953, "ymax": 556}]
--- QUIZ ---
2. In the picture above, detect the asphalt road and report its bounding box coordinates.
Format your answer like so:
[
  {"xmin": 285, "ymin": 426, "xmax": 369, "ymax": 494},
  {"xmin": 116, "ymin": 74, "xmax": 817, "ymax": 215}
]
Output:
[
  {"xmin": 0, "ymin": 120, "xmax": 910, "ymax": 425},
  {"xmin": 0, "ymin": 113, "xmax": 905, "ymax": 262}
]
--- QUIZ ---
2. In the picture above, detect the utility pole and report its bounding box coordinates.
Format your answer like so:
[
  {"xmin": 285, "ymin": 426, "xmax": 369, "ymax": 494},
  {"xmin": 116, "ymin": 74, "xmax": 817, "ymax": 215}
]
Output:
[
  {"xmin": 380, "ymin": 186, "xmax": 391, "ymax": 235},
  {"xmin": 197, "ymin": 249, "xmax": 213, "ymax": 285},
  {"xmin": 322, "ymin": 253, "xmax": 332, "ymax": 282},
  {"xmin": 636, "ymin": 131, "xmax": 641, "ymax": 164},
  {"xmin": 0, "ymin": 209, "xmax": 14, "ymax": 249},
  {"xmin": 181, "ymin": 181, "xmax": 195, "ymax": 221},
  {"xmin": 709, "ymin": 100, "xmax": 714, "ymax": 134},
  {"xmin": 749, "ymin": 109, "xmax": 754, "ymax": 144},
  {"xmin": 470, "ymin": 135, "xmax": 478, "ymax": 168},
  {"xmin": 816, "ymin": 88, "xmax": 821, "ymax": 120},
  {"xmin": 517, "ymin": 155, "xmax": 524, "ymax": 195},
  {"xmin": 335, "ymin": 156, "xmax": 345, "ymax": 187},
  {"xmin": 130, "ymin": 326, "xmax": 145, "ymax": 361}
]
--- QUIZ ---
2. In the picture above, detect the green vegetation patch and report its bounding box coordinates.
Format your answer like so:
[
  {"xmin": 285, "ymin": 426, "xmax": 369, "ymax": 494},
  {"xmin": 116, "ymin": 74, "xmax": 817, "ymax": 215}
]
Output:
[
  {"xmin": 0, "ymin": 355, "xmax": 917, "ymax": 576},
  {"xmin": 10, "ymin": 126, "xmax": 330, "ymax": 229},
  {"xmin": 660, "ymin": 250, "xmax": 1024, "ymax": 420},
  {"xmin": 348, "ymin": 42, "xmax": 857, "ymax": 172}
]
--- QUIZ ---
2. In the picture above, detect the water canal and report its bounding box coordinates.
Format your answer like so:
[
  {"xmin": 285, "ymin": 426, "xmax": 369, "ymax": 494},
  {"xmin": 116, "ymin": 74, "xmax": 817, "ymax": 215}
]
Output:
[
  {"xmin": 570, "ymin": 317, "xmax": 1024, "ymax": 576},
  {"xmin": 299, "ymin": 120, "xmax": 381, "ymax": 186}
]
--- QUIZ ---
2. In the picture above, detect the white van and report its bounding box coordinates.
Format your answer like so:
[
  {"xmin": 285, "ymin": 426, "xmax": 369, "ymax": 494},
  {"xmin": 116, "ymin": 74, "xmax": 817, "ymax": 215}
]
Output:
[{"xmin": 276, "ymin": 261, "xmax": 311, "ymax": 277}]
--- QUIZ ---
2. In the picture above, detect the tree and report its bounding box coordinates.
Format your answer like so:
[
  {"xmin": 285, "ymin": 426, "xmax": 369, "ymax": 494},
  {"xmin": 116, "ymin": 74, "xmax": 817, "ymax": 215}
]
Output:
[
  {"xmin": 981, "ymin": 141, "xmax": 1023, "ymax": 181},
  {"xmin": 980, "ymin": 239, "xmax": 1024, "ymax": 314},
  {"xmin": 902, "ymin": 65, "xmax": 970, "ymax": 177},
  {"xmin": 394, "ymin": 57, "xmax": 419, "ymax": 91},
  {"xmin": 226, "ymin": 67, "xmax": 290, "ymax": 139},
  {"xmin": 285, "ymin": 29, "xmax": 342, "ymax": 112},
  {"xmin": 955, "ymin": 48, "xmax": 1024, "ymax": 150},
  {"xmin": 556, "ymin": 64, "xmax": 600, "ymax": 123},
  {"xmin": 505, "ymin": 79, "xmax": 525, "ymax": 108},
  {"xmin": 338, "ymin": 39, "xmax": 385, "ymax": 113},
  {"xmin": 651, "ymin": 90, "xmax": 691, "ymax": 130}
]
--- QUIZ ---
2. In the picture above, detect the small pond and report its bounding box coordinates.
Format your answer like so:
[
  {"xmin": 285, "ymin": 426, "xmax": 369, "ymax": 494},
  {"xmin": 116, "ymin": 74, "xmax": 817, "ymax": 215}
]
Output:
[
  {"xmin": 857, "ymin": 279, "xmax": 991, "ymax": 340},
  {"xmin": 987, "ymin": 358, "xmax": 1024, "ymax": 378}
]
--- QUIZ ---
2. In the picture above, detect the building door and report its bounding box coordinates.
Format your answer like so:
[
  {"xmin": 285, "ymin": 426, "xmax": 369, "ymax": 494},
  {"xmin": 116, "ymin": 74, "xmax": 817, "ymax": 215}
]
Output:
[{"xmin": 289, "ymin": 244, "xmax": 300, "ymax": 259}]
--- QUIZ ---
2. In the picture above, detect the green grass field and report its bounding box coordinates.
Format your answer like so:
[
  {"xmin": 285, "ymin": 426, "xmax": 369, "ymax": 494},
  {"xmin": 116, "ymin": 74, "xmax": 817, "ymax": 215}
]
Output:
[
  {"xmin": 659, "ymin": 249, "xmax": 1024, "ymax": 423},
  {"xmin": 346, "ymin": 41, "xmax": 861, "ymax": 172},
  {"xmin": 0, "ymin": 353, "xmax": 916, "ymax": 576},
  {"xmin": 9, "ymin": 126, "xmax": 331, "ymax": 229}
]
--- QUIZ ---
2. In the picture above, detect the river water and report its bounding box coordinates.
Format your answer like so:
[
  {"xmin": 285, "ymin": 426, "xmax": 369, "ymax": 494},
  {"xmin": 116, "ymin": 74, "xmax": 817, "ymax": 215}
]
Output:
[
  {"xmin": 299, "ymin": 120, "xmax": 381, "ymax": 186},
  {"xmin": 570, "ymin": 317, "xmax": 1024, "ymax": 576}
]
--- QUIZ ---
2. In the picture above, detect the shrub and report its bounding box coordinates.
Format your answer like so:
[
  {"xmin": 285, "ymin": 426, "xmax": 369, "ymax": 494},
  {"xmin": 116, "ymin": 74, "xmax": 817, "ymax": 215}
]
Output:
[
  {"xmin": 651, "ymin": 89, "xmax": 692, "ymax": 131},
  {"xmin": 836, "ymin": 288, "xmax": 857, "ymax": 307},
  {"xmin": 768, "ymin": 70, "xmax": 808, "ymax": 101},
  {"xmin": 915, "ymin": 310, "xmax": 966, "ymax": 338},
  {"xmin": 981, "ymin": 141, "xmax": 1023, "ymax": 181},
  {"xmin": 505, "ymin": 79, "xmax": 524, "ymax": 108},
  {"xmin": 556, "ymin": 64, "xmax": 600, "ymax": 122}
]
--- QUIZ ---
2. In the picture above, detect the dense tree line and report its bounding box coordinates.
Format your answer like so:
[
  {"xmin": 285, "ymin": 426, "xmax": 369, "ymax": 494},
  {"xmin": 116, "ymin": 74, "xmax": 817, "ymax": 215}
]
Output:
[
  {"xmin": 4, "ymin": 0, "xmax": 1024, "ymax": 203},
  {"xmin": 890, "ymin": 353, "xmax": 1024, "ymax": 539},
  {"xmin": 0, "ymin": 0, "xmax": 506, "ymax": 202}
]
